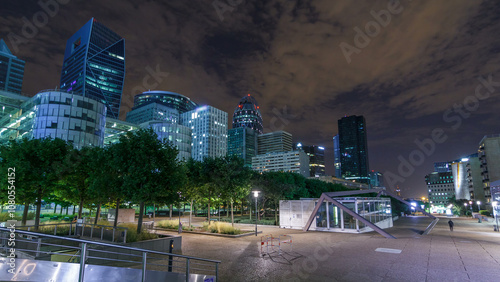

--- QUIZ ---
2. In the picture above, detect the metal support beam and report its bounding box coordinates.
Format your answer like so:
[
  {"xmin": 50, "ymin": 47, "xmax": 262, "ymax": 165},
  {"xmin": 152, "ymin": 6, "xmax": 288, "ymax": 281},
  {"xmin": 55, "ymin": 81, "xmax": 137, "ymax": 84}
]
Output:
[{"xmin": 303, "ymin": 194, "xmax": 396, "ymax": 239}]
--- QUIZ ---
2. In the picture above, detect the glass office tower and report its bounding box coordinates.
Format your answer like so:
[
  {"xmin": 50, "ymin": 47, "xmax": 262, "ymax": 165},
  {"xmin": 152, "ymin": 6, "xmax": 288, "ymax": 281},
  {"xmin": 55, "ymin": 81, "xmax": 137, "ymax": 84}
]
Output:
[
  {"xmin": 338, "ymin": 115, "xmax": 370, "ymax": 184},
  {"xmin": 294, "ymin": 143, "xmax": 326, "ymax": 177},
  {"xmin": 60, "ymin": 18, "xmax": 125, "ymax": 119},
  {"xmin": 227, "ymin": 127, "xmax": 257, "ymax": 167},
  {"xmin": 132, "ymin": 90, "xmax": 198, "ymax": 114},
  {"xmin": 232, "ymin": 94, "xmax": 263, "ymax": 134},
  {"xmin": 181, "ymin": 106, "xmax": 228, "ymax": 161},
  {"xmin": 0, "ymin": 39, "xmax": 25, "ymax": 94}
]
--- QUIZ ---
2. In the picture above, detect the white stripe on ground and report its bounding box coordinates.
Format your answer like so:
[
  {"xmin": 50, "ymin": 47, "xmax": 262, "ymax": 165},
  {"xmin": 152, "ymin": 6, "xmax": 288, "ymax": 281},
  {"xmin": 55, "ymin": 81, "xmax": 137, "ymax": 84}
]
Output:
[{"xmin": 375, "ymin": 248, "xmax": 402, "ymax": 254}]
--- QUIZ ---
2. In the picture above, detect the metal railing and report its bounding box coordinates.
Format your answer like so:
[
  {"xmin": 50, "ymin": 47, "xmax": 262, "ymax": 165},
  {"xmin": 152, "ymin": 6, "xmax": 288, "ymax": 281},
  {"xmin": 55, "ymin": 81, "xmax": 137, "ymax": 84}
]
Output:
[
  {"xmin": 0, "ymin": 228, "xmax": 220, "ymax": 282},
  {"xmin": 16, "ymin": 223, "xmax": 129, "ymax": 243}
]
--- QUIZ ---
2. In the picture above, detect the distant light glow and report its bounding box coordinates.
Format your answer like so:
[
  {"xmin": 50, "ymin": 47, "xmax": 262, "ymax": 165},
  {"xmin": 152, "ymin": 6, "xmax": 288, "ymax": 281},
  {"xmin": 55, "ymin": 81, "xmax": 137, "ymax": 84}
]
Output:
[
  {"xmin": 318, "ymin": 146, "xmax": 325, "ymax": 150},
  {"xmin": 297, "ymin": 143, "xmax": 302, "ymax": 147},
  {"xmin": 461, "ymin": 158, "xmax": 469, "ymax": 162}
]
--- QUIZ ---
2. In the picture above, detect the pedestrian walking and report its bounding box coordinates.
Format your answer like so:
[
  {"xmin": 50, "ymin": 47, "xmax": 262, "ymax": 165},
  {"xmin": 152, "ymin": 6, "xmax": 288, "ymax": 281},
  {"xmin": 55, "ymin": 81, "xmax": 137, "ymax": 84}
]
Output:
[{"xmin": 448, "ymin": 219, "xmax": 454, "ymax": 231}]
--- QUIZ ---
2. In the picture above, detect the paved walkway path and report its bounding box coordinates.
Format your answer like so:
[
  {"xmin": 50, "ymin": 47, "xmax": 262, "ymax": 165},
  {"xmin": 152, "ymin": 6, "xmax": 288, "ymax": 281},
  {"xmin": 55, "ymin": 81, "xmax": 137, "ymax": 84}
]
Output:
[{"xmin": 156, "ymin": 215, "xmax": 500, "ymax": 281}]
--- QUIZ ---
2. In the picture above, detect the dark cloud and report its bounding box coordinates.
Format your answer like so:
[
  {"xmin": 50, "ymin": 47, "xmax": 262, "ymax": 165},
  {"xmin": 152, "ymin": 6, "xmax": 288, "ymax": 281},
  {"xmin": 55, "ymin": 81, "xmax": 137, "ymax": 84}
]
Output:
[{"xmin": 1, "ymin": 0, "xmax": 500, "ymax": 198}]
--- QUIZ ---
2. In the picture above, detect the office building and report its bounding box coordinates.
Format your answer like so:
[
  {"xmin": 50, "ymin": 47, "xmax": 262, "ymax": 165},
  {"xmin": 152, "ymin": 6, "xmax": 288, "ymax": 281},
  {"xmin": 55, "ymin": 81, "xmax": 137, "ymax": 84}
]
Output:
[
  {"xmin": 0, "ymin": 39, "xmax": 25, "ymax": 94},
  {"xmin": 60, "ymin": 18, "xmax": 125, "ymax": 119},
  {"xmin": 231, "ymin": 94, "xmax": 263, "ymax": 134},
  {"xmin": 294, "ymin": 143, "xmax": 326, "ymax": 177},
  {"xmin": 337, "ymin": 115, "xmax": 370, "ymax": 183},
  {"xmin": 132, "ymin": 90, "xmax": 197, "ymax": 114},
  {"xmin": 126, "ymin": 102, "xmax": 180, "ymax": 125},
  {"xmin": 104, "ymin": 118, "xmax": 139, "ymax": 146},
  {"xmin": 451, "ymin": 159, "xmax": 471, "ymax": 200},
  {"xmin": 257, "ymin": 131, "xmax": 292, "ymax": 155},
  {"xmin": 252, "ymin": 150, "xmax": 310, "ymax": 177},
  {"xmin": 333, "ymin": 134, "xmax": 341, "ymax": 178},
  {"xmin": 0, "ymin": 90, "xmax": 106, "ymax": 148},
  {"xmin": 181, "ymin": 106, "xmax": 228, "ymax": 161},
  {"xmin": 141, "ymin": 121, "xmax": 192, "ymax": 160},
  {"xmin": 434, "ymin": 161, "xmax": 452, "ymax": 173},
  {"xmin": 369, "ymin": 171, "xmax": 384, "ymax": 188},
  {"xmin": 227, "ymin": 127, "xmax": 257, "ymax": 167},
  {"xmin": 465, "ymin": 154, "xmax": 485, "ymax": 203},
  {"xmin": 425, "ymin": 172, "xmax": 454, "ymax": 206},
  {"xmin": 478, "ymin": 134, "xmax": 500, "ymax": 202}
]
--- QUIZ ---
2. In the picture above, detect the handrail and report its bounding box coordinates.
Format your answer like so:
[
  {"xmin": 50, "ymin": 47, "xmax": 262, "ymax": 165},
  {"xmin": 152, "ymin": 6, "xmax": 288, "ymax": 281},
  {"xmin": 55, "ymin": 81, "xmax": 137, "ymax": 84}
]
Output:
[{"xmin": 0, "ymin": 227, "xmax": 220, "ymax": 264}]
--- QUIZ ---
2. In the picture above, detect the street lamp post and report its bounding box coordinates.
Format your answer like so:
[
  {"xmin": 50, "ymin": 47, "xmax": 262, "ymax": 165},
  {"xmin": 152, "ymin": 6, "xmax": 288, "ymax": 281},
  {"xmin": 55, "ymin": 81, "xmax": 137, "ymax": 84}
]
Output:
[
  {"xmin": 253, "ymin": 191, "xmax": 260, "ymax": 236},
  {"xmin": 477, "ymin": 201, "xmax": 481, "ymax": 212},
  {"xmin": 464, "ymin": 203, "xmax": 468, "ymax": 217},
  {"xmin": 493, "ymin": 201, "xmax": 499, "ymax": 232}
]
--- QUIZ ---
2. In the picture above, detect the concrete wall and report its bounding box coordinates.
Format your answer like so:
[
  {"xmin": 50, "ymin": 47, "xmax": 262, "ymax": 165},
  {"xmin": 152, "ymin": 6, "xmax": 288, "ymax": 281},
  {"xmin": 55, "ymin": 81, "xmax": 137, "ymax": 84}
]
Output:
[{"xmin": 107, "ymin": 209, "xmax": 135, "ymax": 223}]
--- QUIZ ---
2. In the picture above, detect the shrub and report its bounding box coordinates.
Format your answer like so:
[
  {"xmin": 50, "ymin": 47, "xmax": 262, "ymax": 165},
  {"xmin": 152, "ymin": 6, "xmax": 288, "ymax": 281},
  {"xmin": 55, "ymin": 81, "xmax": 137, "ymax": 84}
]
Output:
[
  {"xmin": 203, "ymin": 222, "xmax": 242, "ymax": 235},
  {"xmin": 118, "ymin": 223, "xmax": 159, "ymax": 243},
  {"xmin": 157, "ymin": 220, "xmax": 181, "ymax": 229},
  {"xmin": 479, "ymin": 210, "xmax": 491, "ymax": 217},
  {"xmin": 239, "ymin": 219, "xmax": 276, "ymax": 225}
]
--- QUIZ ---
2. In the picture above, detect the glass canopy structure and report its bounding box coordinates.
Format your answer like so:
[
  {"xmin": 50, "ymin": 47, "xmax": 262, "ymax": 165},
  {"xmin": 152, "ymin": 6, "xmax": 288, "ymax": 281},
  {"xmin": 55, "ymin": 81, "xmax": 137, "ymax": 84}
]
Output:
[{"xmin": 280, "ymin": 189, "xmax": 438, "ymax": 239}]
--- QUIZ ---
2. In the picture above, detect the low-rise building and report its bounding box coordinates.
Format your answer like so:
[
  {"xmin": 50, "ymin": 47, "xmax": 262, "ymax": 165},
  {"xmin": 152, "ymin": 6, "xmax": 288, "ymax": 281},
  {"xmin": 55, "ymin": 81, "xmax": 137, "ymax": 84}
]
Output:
[{"xmin": 252, "ymin": 150, "xmax": 309, "ymax": 177}]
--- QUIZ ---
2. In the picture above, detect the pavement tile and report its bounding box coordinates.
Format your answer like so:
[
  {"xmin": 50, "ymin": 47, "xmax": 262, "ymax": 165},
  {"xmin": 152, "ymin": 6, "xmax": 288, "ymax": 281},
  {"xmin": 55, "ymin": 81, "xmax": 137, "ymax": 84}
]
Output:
[{"xmin": 426, "ymin": 268, "xmax": 470, "ymax": 282}]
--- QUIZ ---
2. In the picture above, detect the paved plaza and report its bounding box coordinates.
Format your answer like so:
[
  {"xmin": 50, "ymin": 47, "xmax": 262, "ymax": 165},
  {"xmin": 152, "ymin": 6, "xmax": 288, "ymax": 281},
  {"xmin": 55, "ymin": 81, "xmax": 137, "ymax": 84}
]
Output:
[{"xmin": 157, "ymin": 215, "xmax": 500, "ymax": 281}]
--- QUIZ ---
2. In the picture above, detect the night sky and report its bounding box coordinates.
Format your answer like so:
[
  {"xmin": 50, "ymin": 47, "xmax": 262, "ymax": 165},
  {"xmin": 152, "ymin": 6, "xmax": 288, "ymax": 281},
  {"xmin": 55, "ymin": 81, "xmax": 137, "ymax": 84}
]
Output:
[{"xmin": 2, "ymin": 0, "xmax": 500, "ymax": 198}]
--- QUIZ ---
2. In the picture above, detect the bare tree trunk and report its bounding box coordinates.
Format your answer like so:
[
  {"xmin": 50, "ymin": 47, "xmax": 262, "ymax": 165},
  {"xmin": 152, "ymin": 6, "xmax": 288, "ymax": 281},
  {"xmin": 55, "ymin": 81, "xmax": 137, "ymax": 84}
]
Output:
[
  {"xmin": 169, "ymin": 204, "xmax": 173, "ymax": 220},
  {"xmin": 275, "ymin": 202, "xmax": 278, "ymax": 225},
  {"xmin": 113, "ymin": 199, "xmax": 120, "ymax": 228},
  {"xmin": 78, "ymin": 199, "xmax": 84, "ymax": 219},
  {"xmin": 22, "ymin": 203, "xmax": 29, "ymax": 225},
  {"xmin": 66, "ymin": 206, "xmax": 69, "ymax": 215},
  {"xmin": 208, "ymin": 199, "xmax": 211, "ymax": 222},
  {"xmin": 94, "ymin": 203, "xmax": 101, "ymax": 225},
  {"xmin": 35, "ymin": 188, "xmax": 42, "ymax": 231},
  {"xmin": 53, "ymin": 204, "xmax": 57, "ymax": 213},
  {"xmin": 231, "ymin": 200, "xmax": 234, "ymax": 227},
  {"xmin": 137, "ymin": 201, "xmax": 145, "ymax": 234},
  {"xmin": 73, "ymin": 205, "xmax": 76, "ymax": 215},
  {"xmin": 60, "ymin": 205, "xmax": 63, "ymax": 214},
  {"xmin": 189, "ymin": 200, "xmax": 193, "ymax": 228}
]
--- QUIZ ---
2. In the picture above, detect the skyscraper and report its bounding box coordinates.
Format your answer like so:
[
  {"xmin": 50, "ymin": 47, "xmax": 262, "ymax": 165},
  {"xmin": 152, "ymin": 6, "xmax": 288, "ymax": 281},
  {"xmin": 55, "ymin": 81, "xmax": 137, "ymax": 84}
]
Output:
[
  {"xmin": 181, "ymin": 106, "xmax": 228, "ymax": 161},
  {"xmin": 333, "ymin": 134, "xmax": 341, "ymax": 178},
  {"xmin": 257, "ymin": 131, "xmax": 292, "ymax": 155},
  {"xmin": 227, "ymin": 127, "xmax": 257, "ymax": 167},
  {"xmin": 60, "ymin": 18, "xmax": 125, "ymax": 119},
  {"xmin": 232, "ymin": 94, "xmax": 263, "ymax": 134},
  {"xmin": 293, "ymin": 143, "xmax": 326, "ymax": 177},
  {"xmin": 337, "ymin": 115, "xmax": 370, "ymax": 183},
  {"xmin": 0, "ymin": 39, "xmax": 25, "ymax": 94},
  {"xmin": 132, "ymin": 90, "xmax": 198, "ymax": 114}
]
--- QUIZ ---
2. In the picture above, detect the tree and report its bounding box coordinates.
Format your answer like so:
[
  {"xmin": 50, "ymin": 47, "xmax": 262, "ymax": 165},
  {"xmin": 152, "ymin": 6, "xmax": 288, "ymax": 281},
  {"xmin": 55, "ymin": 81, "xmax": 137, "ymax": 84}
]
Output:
[
  {"xmin": 0, "ymin": 138, "xmax": 71, "ymax": 229},
  {"xmin": 113, "ymin": 128, "xmax": 186, "ymax": 233},
  {"xmin": 217, "ymin": 156, "xmax": 252, "ymax": 227},
  {"xmin": 58, "ymin": 146, "xmax": 96, "ymax": 219}
]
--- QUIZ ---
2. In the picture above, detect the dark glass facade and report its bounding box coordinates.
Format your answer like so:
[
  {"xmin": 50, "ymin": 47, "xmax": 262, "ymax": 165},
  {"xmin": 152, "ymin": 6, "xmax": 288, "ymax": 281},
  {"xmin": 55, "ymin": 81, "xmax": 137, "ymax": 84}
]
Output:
[
  {"xmin": 228, "ymin": 127, "xmax": 257, "ymax": 167},
  {"xmin": 293, "ymin": 143, "xmax": 326, "ymax": 177},
  {"xmin": 338, "ymin": 115, "xmax": 370, "ymax": 184},
  {"xmin": 0, "ymin": 39, "xmax": 25, "ymax": 94},
  {"xmin": 60, "ymin": 18, "xmax": 125, "ymax": 119},
  {"xmin": 333, "ymin": 134, "xmax": 341, "ymax": 178},
  {"xmin": 232, "ymin": 94, "xmax": 263, "ymax": 134},
  {"xmin": 133, "ymin": 90, "xmax": 198, "ymax": 114}
]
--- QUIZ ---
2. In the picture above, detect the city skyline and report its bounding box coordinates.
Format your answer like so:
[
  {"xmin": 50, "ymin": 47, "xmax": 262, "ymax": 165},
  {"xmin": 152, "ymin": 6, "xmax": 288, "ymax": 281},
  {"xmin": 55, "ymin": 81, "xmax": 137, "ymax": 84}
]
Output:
[{"xmin": 2, "ymin": 1, "xmax": 500, "ymax": 198}]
